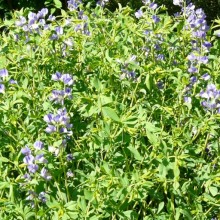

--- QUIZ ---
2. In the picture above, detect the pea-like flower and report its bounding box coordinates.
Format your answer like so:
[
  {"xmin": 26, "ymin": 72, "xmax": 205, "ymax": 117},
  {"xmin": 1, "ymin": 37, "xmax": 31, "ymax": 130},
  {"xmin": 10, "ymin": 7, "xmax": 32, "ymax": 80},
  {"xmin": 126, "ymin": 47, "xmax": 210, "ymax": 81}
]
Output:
[{"xmin": 41, "ymin": 168, "xmax": 52, "ymax": 180}]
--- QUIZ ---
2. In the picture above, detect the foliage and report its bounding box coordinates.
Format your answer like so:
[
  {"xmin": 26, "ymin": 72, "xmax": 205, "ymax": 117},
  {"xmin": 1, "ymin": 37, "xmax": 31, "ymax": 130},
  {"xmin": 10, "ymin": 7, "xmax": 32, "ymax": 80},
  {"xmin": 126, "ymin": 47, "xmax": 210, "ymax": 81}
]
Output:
[{"xmin": 0, "ymin": 0, "xmax": 220, "ymax": 219}]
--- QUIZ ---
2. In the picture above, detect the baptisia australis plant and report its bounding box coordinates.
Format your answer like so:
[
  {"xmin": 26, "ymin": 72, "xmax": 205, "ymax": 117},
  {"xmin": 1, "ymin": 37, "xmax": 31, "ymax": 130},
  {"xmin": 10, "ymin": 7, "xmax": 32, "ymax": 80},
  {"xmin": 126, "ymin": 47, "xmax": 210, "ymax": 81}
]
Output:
[{"xmin": 2, "ymin": 0, "xmax": 220, "ymax": 218}]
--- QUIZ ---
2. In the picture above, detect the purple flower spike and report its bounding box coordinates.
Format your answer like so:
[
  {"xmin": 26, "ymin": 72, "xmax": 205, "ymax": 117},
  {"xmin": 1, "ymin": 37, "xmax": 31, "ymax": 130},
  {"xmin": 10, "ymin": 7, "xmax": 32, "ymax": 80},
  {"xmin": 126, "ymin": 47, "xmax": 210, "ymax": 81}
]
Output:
[
  {"xmin": 0, "ymin": 69, "xmax": 8, "ymax": 78},
  {"xmin": 34, "ymin": 141, "xmax": 44, "ymax": 150},
  {"xmin": 135, "ymin": 9, "xmax": 143, "ymax": 19},
  {"xmin": 41, "ymin": 168, "xmax": 52, "ymax": 180},
  {"xmin": 21, "ymin": 146, "xmax": 31, "ymax": 156}
]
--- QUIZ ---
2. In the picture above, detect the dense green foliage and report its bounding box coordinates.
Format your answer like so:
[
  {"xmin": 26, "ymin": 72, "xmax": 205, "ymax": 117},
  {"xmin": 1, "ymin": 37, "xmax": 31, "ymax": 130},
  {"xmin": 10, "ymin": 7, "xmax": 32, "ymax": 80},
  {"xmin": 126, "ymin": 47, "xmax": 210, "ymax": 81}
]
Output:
[{"xmin": 1, "ymin": 0, "xmax": 220, "ymax": 219}]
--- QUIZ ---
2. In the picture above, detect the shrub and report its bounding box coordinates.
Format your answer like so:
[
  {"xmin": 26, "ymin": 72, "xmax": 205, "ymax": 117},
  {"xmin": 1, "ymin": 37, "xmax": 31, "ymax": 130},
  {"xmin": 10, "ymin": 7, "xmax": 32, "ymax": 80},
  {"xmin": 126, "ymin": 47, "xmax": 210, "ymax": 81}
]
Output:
[{"xmin": 0, "ymin": 0, "xmax": 220, "ymax": 219}]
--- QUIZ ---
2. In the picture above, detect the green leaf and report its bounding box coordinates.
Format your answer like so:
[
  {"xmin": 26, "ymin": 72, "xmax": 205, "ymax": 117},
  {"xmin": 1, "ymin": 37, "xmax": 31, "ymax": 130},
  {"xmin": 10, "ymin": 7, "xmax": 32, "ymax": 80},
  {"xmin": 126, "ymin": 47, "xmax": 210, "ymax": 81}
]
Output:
[
  {"xmin": 0, "ymin": 157, "xmax": 9, "ymax": 162},
  {"xmin": 127, "ymin": 146, "xmax": 143, "ymax": 161},
  {"xmin": 0, "ymin": 182, "xmax": 10, "ymax": 190},
  {"xmin": 209, "ymin": 186, "xmax": 218, "ymax": 197},
  {"xmin": 157, "ymin": 202, "xmax": 164, "ymax": 214},
  {"xmin": 102, "ymin": 107, "xmax": 120, "ymax": 122},
  {"xmin": 53, "ymin": 0, "xmax": 62, "ymax": 8}
]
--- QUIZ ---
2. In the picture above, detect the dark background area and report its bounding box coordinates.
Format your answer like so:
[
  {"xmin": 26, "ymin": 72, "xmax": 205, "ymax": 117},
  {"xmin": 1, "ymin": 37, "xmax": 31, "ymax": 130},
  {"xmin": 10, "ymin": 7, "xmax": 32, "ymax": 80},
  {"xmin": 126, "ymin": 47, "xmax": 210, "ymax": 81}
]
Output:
[{"xmin": 0, "ymin": 0, "xmax": 220, "ymax": 24}]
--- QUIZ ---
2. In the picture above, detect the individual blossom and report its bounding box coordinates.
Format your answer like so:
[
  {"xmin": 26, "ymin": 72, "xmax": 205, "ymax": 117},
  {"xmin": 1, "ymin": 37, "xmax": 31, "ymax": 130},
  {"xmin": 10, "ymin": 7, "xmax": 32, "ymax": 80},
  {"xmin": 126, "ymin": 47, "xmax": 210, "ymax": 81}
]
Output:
[
  {"xmin": 39, "ymin": 192, "xmax": 47, "ymax": 203},
  {"xmin": 23, "ymin": 154, "xmax": 35, "ymax": 165},
  {"xmin": 28, "ymin": 164, "xmax": 39, "ymax": 173},
  {"xmin": 0, "ymin": 84, "xmax": 5, "ymax": 93},
  {"xmin": 23, "ymin": 173, "xmax": 31, "ymax": 181},
  {"xmin": 173, "ymin": 0, "xmax": 183, "ymax": 6},
  {"xmin": 15, "ymin": 16, "xmax": 26, "ymax": 27},
  {"xmin": 45, "ymin": 124, "xmax": 57, "ymax": 133},
  {"xmin": 97, "ymin": 0, "xmax": 109, "ymax": 7},
  {"xmin": 52, "ymin": 72, "xmax": 62, "ymax": 81},
  {"xmin": 152, "ymin": 15, "xmax": 160, "ymax": 23},
  {"xmin": 40, "ymin": 168, "xmax": 52, "ymax": 180},
  {"xmin": 67, "ymin": 169, "xmax": 74, "ymax": 178},
  {"xmin": 184, "ymin": 96, "xmax": 192, "ymax": 103},
  {"xmin": 34, "ymin": 141, "xmax": 44, "ymax": 150},
  {"xmin": 55, "ymin": 26, "xmax": 63, "ymax": 36},
  {"xmin": 201, "ymin": 73, "xmax": 210, "ymax": 81},
  {"xmin": 66, "ymin": 153, "xmax": 74, "ymax": 161},
  {"xmin": 50, "ymin": 34, "xmax": 58, "ymax": 40},
  {"xmin": 61, "ymin": 74, "xmax": 74, "ymax": 85},
  {"xmin": 37, "ymin": 8, "xmax": 48, "ymax": 19},
  {"xmin": 50, "ymin": 90, "xmax": 65, "ymax": 104},
  {"xmin": 0, "ymin": 69, "xmax": 8, "ymax": 79},
  {"xmin": 21, "ymin": 146, "xmax": 32, "ymax": 156},
  {"xmin": 149, "ymin": 2, "xmax": 157, "ymax": 10},
  {"xmin": 35, "ymin": 154, "xmax": 48, "ymax": 164},
  {"xmin": 142, "ymin": 0, "xmax": 151, "ymax": 4},
  {"xmin": 135, "ymin": 9, "xmax": 143, "ymax": 19},
  {"xmin": 47, "ymin": 14, "xmax": 56, "ymax": 22}
]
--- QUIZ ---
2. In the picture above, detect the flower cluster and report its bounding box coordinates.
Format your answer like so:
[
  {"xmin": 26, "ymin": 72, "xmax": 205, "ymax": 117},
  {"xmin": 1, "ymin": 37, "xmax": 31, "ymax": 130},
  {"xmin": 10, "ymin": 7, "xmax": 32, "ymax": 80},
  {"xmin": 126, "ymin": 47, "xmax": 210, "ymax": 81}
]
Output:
[
  {"xmin": 44, "ymin": 108, "xmax": 73, "ymax": 135},
  {"xmin": 26, "ymin": 190, "xmax": 47, "ymax": 207},
  {"xmin": 199, "ymin": 84, "xmax": 220, "ymax": 113},
  {"xmin": 21, "ymin": 142, "xmax": 51, "ymax": 180},
  {"xmin": 144, "ymin": 30, "xmax": 165, "ymax": 61},
  {"xmin": 135, "ymin": 0, "xmax": 158, "ymax": 21},
  {"xmin": 174, "ymin": 1, "xmax": 213, "ymax": 109},
  {"xmin": 0, "ymin": 69, "xmax": 8, "ymax": 93},
  {"xmin": 97, "ymin": 0, "xmax": 109, "ymax": 7},
  {"xmin": 182, "ymin": 4, "xmax": 210, "ymax": 75},
  {"xmin": 67, "ymin": 0, "xmax": 82, "ymax": 11},
  {"xmin": 119, "ymin": 55, "xmax": 138, "ymax": 80},
  {"xmin": 50, "ymin": 72, "xmax": 74, "ymax": 104},
  {"xmin": 15, "ymin": 8, "xmax": 50, "ymax": 33}
]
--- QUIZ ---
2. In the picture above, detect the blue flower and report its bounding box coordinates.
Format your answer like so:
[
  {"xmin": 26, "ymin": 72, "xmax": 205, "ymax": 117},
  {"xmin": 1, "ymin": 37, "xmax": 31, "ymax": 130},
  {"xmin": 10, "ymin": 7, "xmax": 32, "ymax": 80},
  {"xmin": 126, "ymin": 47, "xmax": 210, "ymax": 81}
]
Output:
[
  {"xmin": 61, "ymin": 74, "xmax": 74, "ymax": 85},
  {"xmin": 40, "ymin": 168, "xmax": 52, "ymax": 180},
  {"xmin": 0, "ymin": 69, "xmax": 8, "ymax": 78},
  {"xmin": 0, "ymin": 84, "xmax": 5, "ymax": 93},
  {"xmin": 152, "ymin": 15, "xmax": 160, "ymax": 23},
  {"xmin": 135, "ymin": 9, "xmax": 143, "ymax": 19},
  {"xmin": 21, "ymin": 146, "xmax": 32, "ymax": 155},
  {"xmin": 34, "ymin": 141, "xmax": 44, "ymax": 150},
  {"xmin": 55, "ymin": 26, "xmax": 63, "ymax": 36},
  {"xmin": 28, "ymin": 164, "xmax": 39, "ymax": 173}
]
